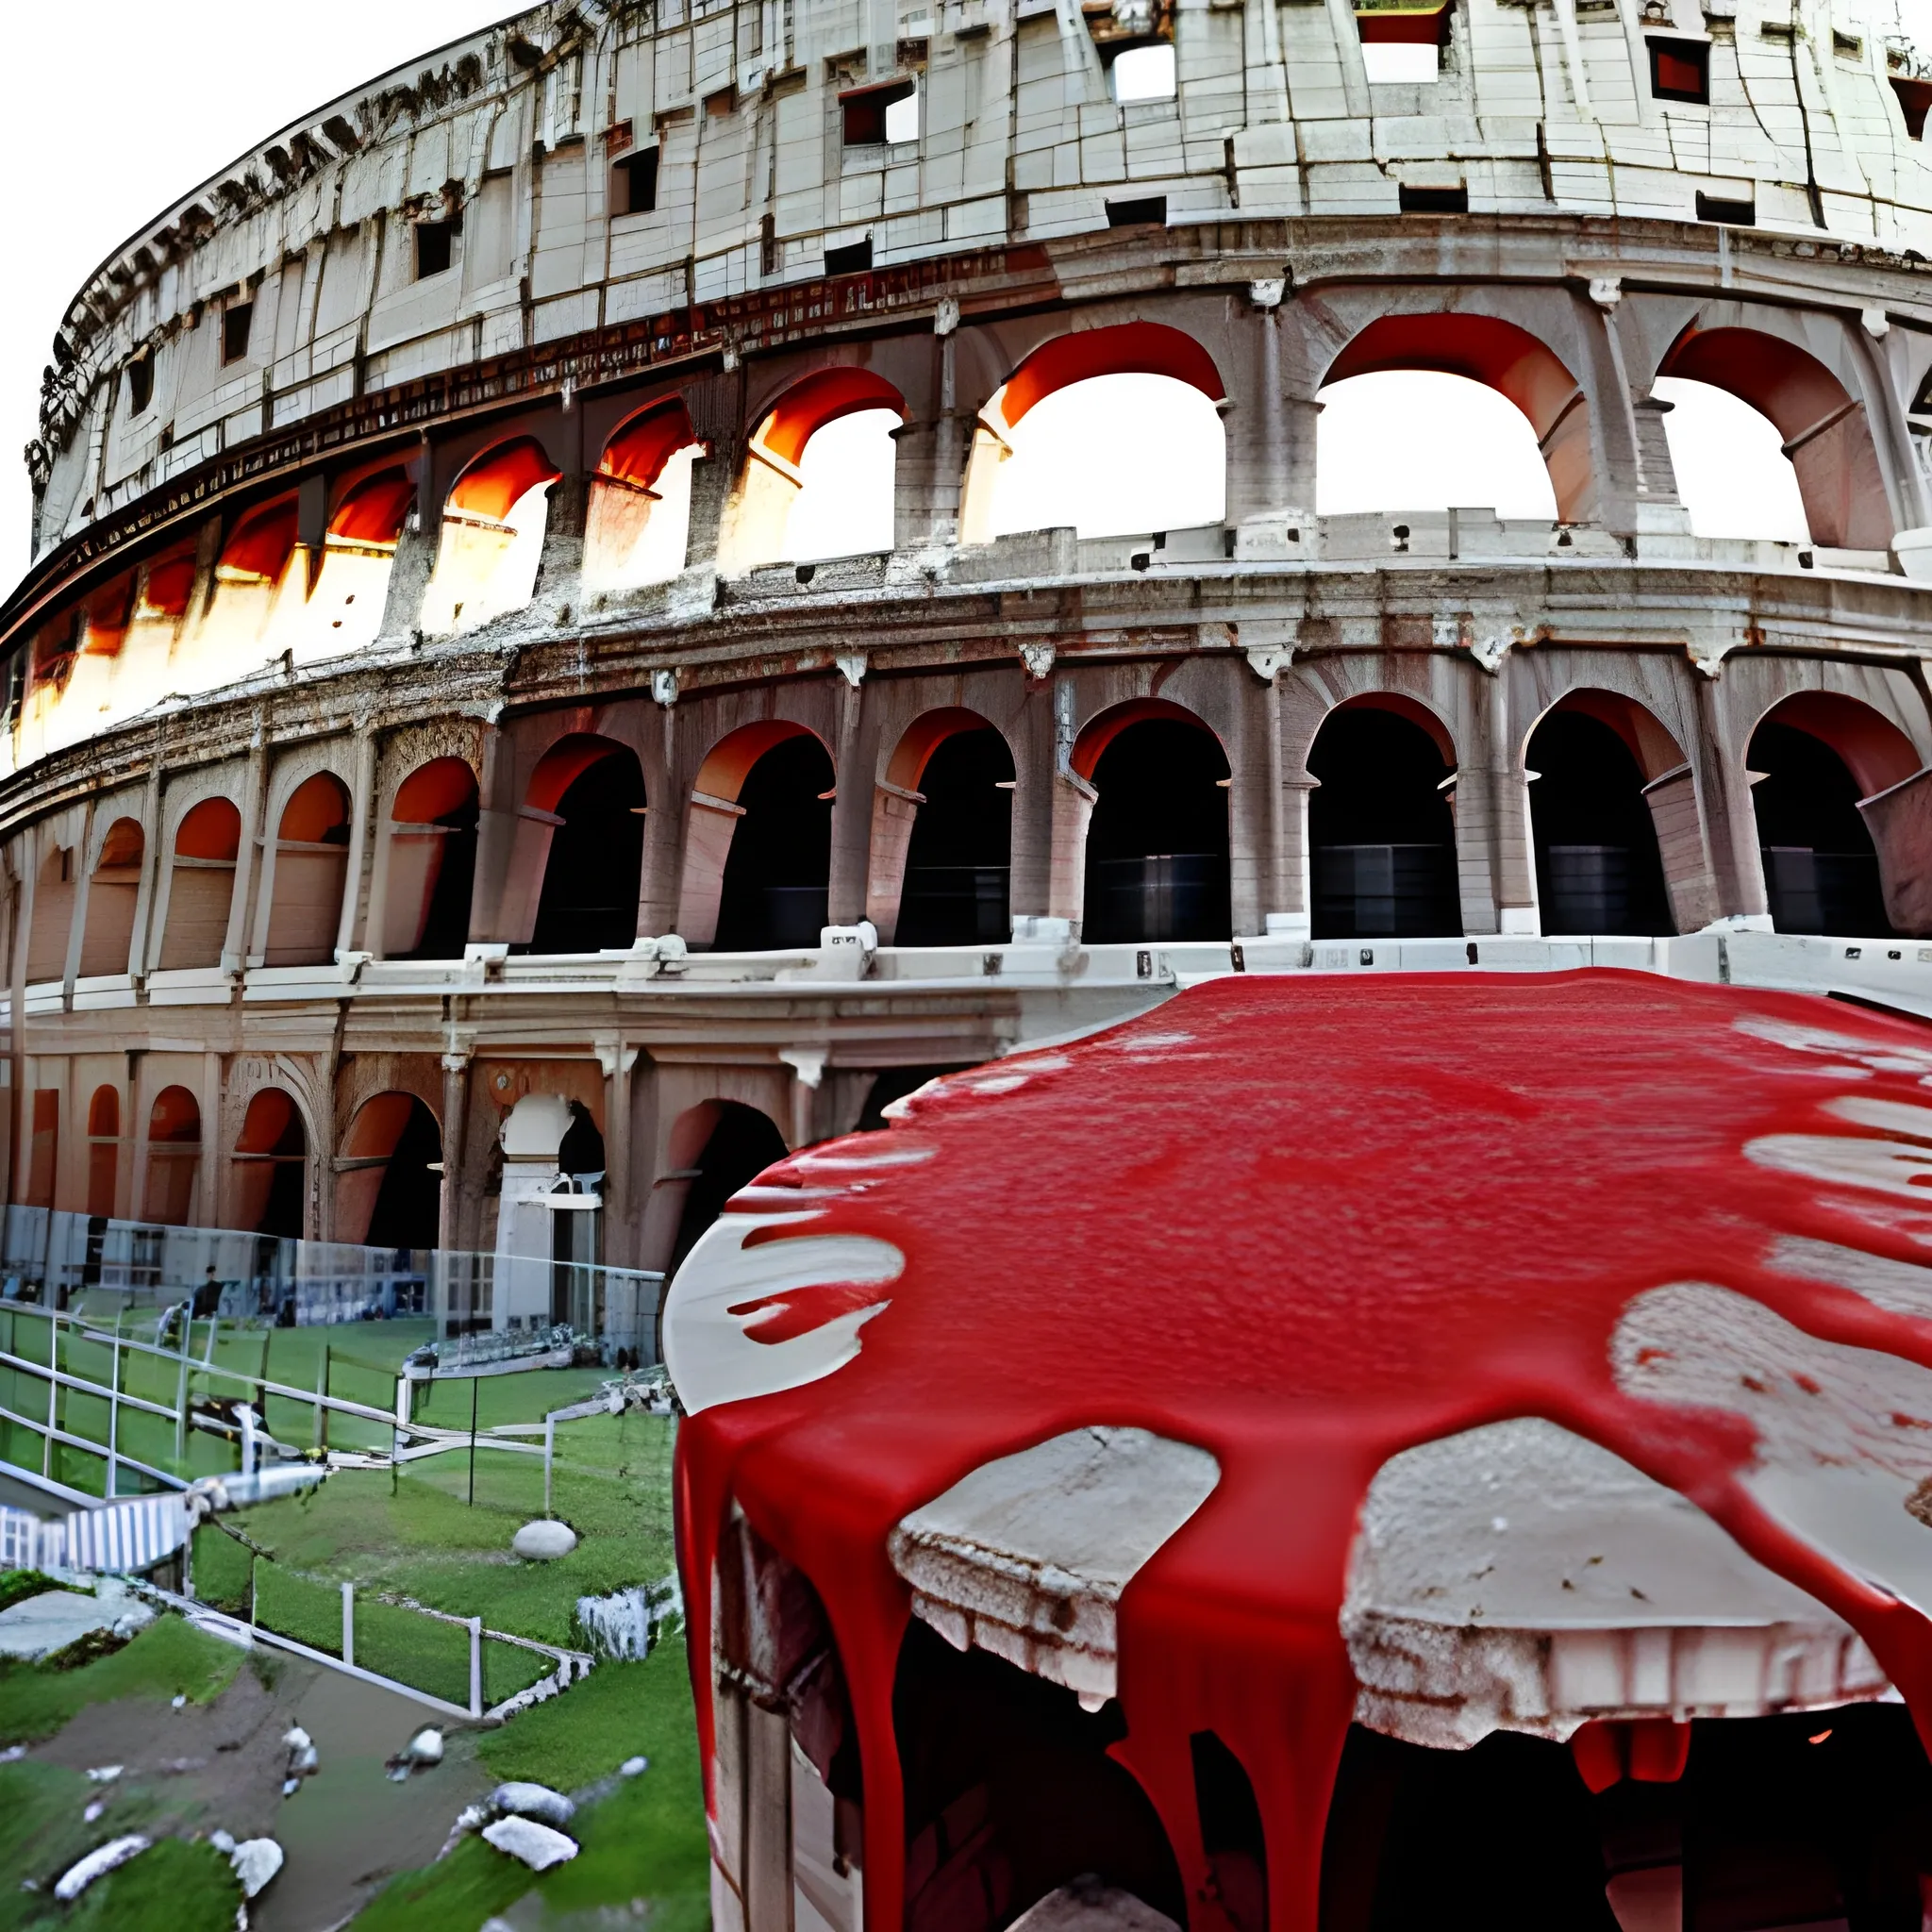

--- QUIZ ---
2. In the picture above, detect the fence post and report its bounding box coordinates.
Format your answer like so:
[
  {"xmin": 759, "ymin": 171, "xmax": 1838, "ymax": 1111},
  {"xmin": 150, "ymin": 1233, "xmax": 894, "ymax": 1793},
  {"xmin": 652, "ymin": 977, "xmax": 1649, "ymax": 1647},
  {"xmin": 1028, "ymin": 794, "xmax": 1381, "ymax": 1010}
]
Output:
[
  {"xmin": 174, "ymin": 1318, "xmax": 191, "ymax": 1466},
  {"xmin": 313, "ymin": 1343, "xmax": 329, "ymax": 1452},
  {"xmin": 544, "ymin": 1415, "xmax": 555, "ymax": 1518},
  {"xmin": 341, "ymin": 1581, "xmax": 355, "ymax": 1668},
  {"xmin": 107, "ymin": 1333, "xmax": 121, "ymax": 1500},
  {"xmin": 469, "ymin": 1616, "xmax": 482, "ymax": 1717},
  {"xmin": 44, "ymin": 1314, "xmax": 58, "ymax": 1480}
]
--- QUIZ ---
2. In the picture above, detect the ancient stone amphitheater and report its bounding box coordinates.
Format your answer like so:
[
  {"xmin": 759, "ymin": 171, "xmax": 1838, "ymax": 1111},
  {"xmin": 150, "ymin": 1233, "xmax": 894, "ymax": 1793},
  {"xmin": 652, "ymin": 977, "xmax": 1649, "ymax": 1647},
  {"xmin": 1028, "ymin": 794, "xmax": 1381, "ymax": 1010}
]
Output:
[{"xmin": 5, "ymin": 0, "xmax": 1932, "ymax": 1307}]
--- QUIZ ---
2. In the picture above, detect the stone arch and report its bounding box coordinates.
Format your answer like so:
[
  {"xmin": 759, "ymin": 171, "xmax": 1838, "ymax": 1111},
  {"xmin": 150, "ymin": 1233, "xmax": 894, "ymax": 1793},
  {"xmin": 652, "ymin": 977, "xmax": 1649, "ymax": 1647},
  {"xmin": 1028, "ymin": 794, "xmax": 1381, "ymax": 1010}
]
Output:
[
  {"xmin": 382, "ymin": 756, "xmax": 481, "ymax": 959},
  {"xmin": 663, "ymin": 1097, "xmax": 791, "ymax": 1275},
  {"xmin": 79, "ymin": 814, "xmax": 145, "ymax": 979},
  {"xmin": 86, "ymin": 1083, "xmax": 121, "ymax": 1219},
  {"xmin": 1748, "ymin": 691, "xmax": 1922, "ymax": 937},
  {"xmin": 679, "ymin": 721, "xmax": 836, "ymax": 949},
  {"xmin": 25, "ymin": 836, "xmax": 76, "ymax": 986},
  {"xmin": 142, "ymin": 1084, "xmax": 202, "ymax": 1226},
  {"xmin": 1523, "ymin": 690, "xmax": 1687, "ymax": 936},
  {"xmin": 157, "ymin": 793, "xmax": 242, "ymax": 972},
  {"xmin": 586, "ymin": 398, "xmax": 703, "ymax": 590},
  {"xmin": 1317, "ymin": 313, "xmax": 1592, "ymax": 522},
  {"xmin": 868, "ymin": 708, "xmax": 1018, "ymax": 944},
  {"xmin": 231, "ymin": 1087, "xmax": 309, "ymax": 1239},
  {"xmin": 420, "ymin": 435, "xmax": 561, "ymax": 636},
  {"xmin": 260, "ymin": 770, "xmax": 353, "ymax": 967},
  {"xmin": 338, "ymin": 1091, "xmax": 443, "ymax": 1249},
  {"xmin": 1070, "ymin": 698, "xmax": 1231, "ymax": 944},
  {"xmin": 1657, "ymin": 325, "xmax": 1892, "ymax": 550},
  {"xmin": 1307, "ymin": 692, "xmax": 1461, "ymax": 939},
  {"xmin": 524, "ymin": 733, "xmax": 648, "ymax": 954},
  {"xmin": 960, "ymin": 322, "xmax": 1229, "ymax": 543},
  {"xmin": 294, "ymin": 464, "xmax": 414, "ymax": 658}
]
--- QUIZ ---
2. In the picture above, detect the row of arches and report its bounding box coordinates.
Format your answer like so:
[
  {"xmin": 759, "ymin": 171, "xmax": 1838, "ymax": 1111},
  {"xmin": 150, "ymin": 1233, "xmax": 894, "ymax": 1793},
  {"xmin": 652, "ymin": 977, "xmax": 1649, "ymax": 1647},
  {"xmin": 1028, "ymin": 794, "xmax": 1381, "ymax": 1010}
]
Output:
[
  {"xmin": 47, "ymin": 1080, "xmax": 445, "ymax": 1244},
  {"xmin": 7, "ymin": 305, "xmax": 1906, "ymax": 777},
  {"xmin": 25, "ymin": 684, "xmax": 1912, "ymax": 989}
]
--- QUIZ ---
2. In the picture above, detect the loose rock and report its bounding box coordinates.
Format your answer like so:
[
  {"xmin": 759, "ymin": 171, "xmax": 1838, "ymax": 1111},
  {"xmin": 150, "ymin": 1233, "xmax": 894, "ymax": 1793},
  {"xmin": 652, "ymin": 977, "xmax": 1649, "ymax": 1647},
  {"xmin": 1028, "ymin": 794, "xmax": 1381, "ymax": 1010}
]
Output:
[
  {"xmin": 511, "ymin": 1520, "xmax": 578, "ymax": 1560},
  {"xmin": 481, "ymin": 1816, "xmax": 578, "ymax": 1871},
  {"xmin": 621, "ymin": 1756, "xmax": 648, "ymax": 1776},
  {"xmin": 229, "ymin": 1839, "xmax": 284, "ymax": 1899},
  {"xmin": 489, "ymin": 1780, "xmax": 575, "ymax": 1827}
]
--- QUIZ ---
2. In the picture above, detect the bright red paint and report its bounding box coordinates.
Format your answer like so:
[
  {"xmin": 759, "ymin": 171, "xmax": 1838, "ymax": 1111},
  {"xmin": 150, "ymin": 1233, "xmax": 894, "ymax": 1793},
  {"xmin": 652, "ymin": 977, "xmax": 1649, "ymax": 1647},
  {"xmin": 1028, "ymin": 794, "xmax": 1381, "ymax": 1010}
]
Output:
[{"xmin": 674, "ymin": 971, "xmax": 1932, "ymax": 1932}]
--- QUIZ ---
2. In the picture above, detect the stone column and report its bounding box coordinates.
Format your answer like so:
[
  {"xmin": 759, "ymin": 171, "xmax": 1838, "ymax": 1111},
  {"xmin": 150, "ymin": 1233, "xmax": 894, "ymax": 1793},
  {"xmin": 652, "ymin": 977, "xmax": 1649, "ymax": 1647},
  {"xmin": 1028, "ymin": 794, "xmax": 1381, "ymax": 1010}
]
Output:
[
  {"xmin": 1006, "ymin": 680, "xmax": 1057, "ymax": 927},
  {"xmin": 640, "ymin": 700, "xmax": 683, "ymax": 937},
  {"xmin": 827, "ymin": 675, "xmax": 875, "ymax": 928},
  {"xmin": 1221, "ymin": 299, "xmax": 1304, "ymax": 532},
  {"xmin": 891, "ymin": 323, "xmax": 967, "ymax": 551},
  {"xmin": 375, "ymin": 437, "xmax": 439, "ymax": 647},
  {"xmin": 1486, "ymin": 661, "xmax": 1538, "ymax": 933},
  {"xmin": 1857, "ymin": 765, "xmax": 1932, "ymax": 937},
  {"xmin": 598, "ymin": 1041, "xmax": 637, "ymax": 1268},
  {"xmin": 1641, "ymin": 764, "xmax": 1721, "ymax": 933},
  {"xmin": 439, "ymin": 1050, "xmax": 470, "ymax": 1256},
  {"xmin": 1695, "ymin": 675, "xmax": 1769, "ymax": 921}
]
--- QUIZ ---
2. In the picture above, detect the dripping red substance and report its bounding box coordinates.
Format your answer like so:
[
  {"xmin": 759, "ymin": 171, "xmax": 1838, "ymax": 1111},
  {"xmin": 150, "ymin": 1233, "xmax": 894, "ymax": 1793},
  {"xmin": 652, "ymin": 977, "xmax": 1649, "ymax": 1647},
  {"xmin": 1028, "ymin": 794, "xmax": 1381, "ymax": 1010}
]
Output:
[{"xmin": 672, "ymin": 972, "xmax": 1932, "ymax": 1932}]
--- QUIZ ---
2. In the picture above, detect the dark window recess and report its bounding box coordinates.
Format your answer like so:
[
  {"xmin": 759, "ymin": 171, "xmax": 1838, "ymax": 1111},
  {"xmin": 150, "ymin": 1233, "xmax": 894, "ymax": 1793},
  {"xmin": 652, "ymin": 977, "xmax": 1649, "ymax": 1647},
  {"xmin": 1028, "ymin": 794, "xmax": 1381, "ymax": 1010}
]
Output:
[
  {"xmin": 1082, "ymin": 720, "xmax": 1231, "ymax": 945},
  {"xmin": 528, "ymin": 752, "xmax": 647, "ymax": 955},
  {"xmin": 1355, "ymin": 0, "xmax": 1452, "ymax": 45},
  {"xmin": 1649, "ymin": 36, "xmax": 1709, "ymax": 103},
  {"xmin": 1695, "ymin": 190, "xmax": 1756, "ymax": 225},
  {"xmin": 841, "ymin": 78, "xmax": 915, "ymax": 144},
  {"xmin": 824, "ymin": 234, "xmax": 874, "ymax": 275},
  {"xmin": 896, "ymin": 728, "xmax": 1014, "ymax": 946},
  {"xmin": 125, "ymin": 356, "xmax": 154, "ymax": 415},
  {"xmin": 222, "ymin": 303, "xmax": 253, "ymax": 365},
  {"xmin": 1526, "ymin": 710, "xmax": 1673, "ymax": 936},
  {"xmin": 1891, "ymin": 74, "xmax": 1932, "ymax": 140},
  {"xmin": 1749, "ymin": 721, "xmax": 1893, "ymax": 938},
  {"xmin": 714, "ymin": 735, "xmax": 835, "ymax": 950},
  {"xmin": 613, "ymin": 145, "xmax": 660, "ymax": 215},
  {"xmin": 1106, "ymin": 194, "xmax": 1168, "ymax": 226},
  {"xmin": 415, "ymin": 217, "xmax": 460, "ymax": 279},
  {"xmin": 1399, "ymin": 183, "xmax": 1468, "ymax": 214}
]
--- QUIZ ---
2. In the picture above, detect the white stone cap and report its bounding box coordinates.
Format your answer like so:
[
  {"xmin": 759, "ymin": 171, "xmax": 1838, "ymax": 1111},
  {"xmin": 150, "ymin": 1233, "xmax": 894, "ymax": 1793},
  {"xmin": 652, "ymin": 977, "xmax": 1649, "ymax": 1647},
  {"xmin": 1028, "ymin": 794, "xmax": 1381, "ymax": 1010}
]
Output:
[{"xmin": 888, "ymin": 1426, "xmax": 1219, "ymax": 1707}]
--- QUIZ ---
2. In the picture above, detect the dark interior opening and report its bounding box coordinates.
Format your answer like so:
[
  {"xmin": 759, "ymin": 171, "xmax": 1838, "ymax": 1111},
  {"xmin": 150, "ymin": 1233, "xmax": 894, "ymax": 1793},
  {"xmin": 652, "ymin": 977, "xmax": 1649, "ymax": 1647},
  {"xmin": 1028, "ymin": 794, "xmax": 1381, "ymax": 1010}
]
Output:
[
  {"xmin": 1526, "ymin": 710, "xmax": 1673, "ymax": 935},
  {"xmin": 530, "ymin": 751, "xmax": 647, "ymax": 954},
  {"xmin": 1308, "ymin": 707, "xmax": 1461, "ymax": 938},
  {"xmin": 1192, "ymin": 1731, "xmax": 1269, "ymax": 1932},
  {"xmin": 714, "ymin": 735, "xmax": 835, "ymax": 950},
  {"xmin": 415, "ymin": 218, "xmax": 459, "ymax": 279},
  {"xmin": 558, "ymin": 1105, "xmax": 607, "ymax": 1179},
  {"xmin": 407, "ymin": 793, "xmax": 480, "ymax": 960},
  {"xmin": 893, "ymin": 1619, "xmax": 1186, "ymax": 1932},
  {"xmin": 614, "ymin": 146, "xmax": 660, "ymax": 215},
  {"xmin": 1746, "ymin": 721, "xmax": 1892, "ymax": 937},
  {"xmin": 670, "ymin": 1102, "xmax": 790, "ymax": 1272},
  {"xmin": 255, "ymin": 1109, "xmax": 308, "ymax": 1241},
  {"xmin": 897, "ymin": 729, "xmax": 1014, "ymax": 945},
  {"xmin": 364, "ymin": 1098, "xmax": 443, "ymax": 1252},
  {"xmin": 222, "ymin": 303, "xmax": 254, "ymax": 365},
  {"xmin": 1082, "ymin": 719, "xmax": 1231, "ymax": 943},
  {"xmin": 1319, "ymin": 1705, "xmax": 1932, "ymax": 1932}
]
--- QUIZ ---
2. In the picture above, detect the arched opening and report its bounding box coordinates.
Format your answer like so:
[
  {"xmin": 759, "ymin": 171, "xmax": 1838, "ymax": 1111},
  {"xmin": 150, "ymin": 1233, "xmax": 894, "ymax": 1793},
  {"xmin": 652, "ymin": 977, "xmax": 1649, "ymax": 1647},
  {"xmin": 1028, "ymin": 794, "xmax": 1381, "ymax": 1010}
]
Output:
[
  {"xmin": 893, "ymin": 1619, "xmax": 1187, "ymax": 1929},
  {"xmin": 1307, "ymin": 701, "xmax": 1460, "ymax": 938},
  {"xmin": 668, "ymin": 1100, "xmax": 790, "ymax": 1273},
  {"xmin": 1316, "ymin": 372, "xmax": 1559, "ymax": 520},
  {"xmin": 1526, "ymin": 707, "xmax": 1672, "ymax": 935},
  {"xmin": 1192, "ymin": 1732, "xmax": 1268, "ymax": 1932},
  {"xmin": 79, "ymin": 817, "xmax": 143, "ymax": 978},
  {"xmin": 158, "ymin": 797, "xmax": 242, "ymax": 972},
  {"xmin": 893, "ymin": 723, "xmax": 1015, "ymax": 945},
  {"xmin": 1649, "ymin": 377, "xmax": 1809, "ymax": 542},
  {"xmin": 86, "ymin": 1086, "xmax": 121, "ymax": 1219},
  {"xmin": 339, "ymin": 1092, "xmax": 442, "ymax": 1250},
  {"xmin": 1748, "ymin": 697, "xmax": 1908, "ymax": 937},
  {"xmin": 25, "ymin": 1091, "xmax": 58, "ymax": 1211},
  {"xmin": 856, "ymin": 1064, "xmax": 975, "ymax": 1129},
  {"xmin": 199, "ymin": 497, "xmax": 301, "ymax": 674},
  {"xmin": 297, "ymin": 466, "xmax": 413, "ymax": 659},
  {"xmin": 25, "ymin": 842, "xmax": 75, "ymax": 985},
  {"xmin": 961, "ymin": 323, "xmax": 1227, "ymax": 542},
  {"xmin": 142, "ymin": 1085, "xmax": 202, "ymax": 1226},
  {"xmin": 386, "ymin": 758, "xmax": 479, "ymax": 959},
  {"xmin": 726, "ymin": 369, "xmax": 906, "ymax": 570},
  {"xmin": 420, "ymin": 438, "xmax": 561, "ymax": 636},
  {"xmin": 711, "ymin": 733, "xmax": 836, "ymax": 950},
  {"xmin": 586, "ymin": 401, "xmax": 702, "ymax": 590},
  {"xmin": 1657, "ymin": 327, "xmax": 1892, "ymax": 550},
  {"xmin": 232, "ymin": 1089, "xmax": 308, "ymax": 1239},
  {"xmin": 1076, "ymin": 706, "xmax": 1230, "ymax": 944},
  {"xmin": 1317, "ymin": 314, "xmax": 1592, "ymax": 522},
  {"xmin": 263, "ymin": 772, "xmax": 352, "ymax": 967},
  {"xmin": 527, "ymin": 736, "xmax": 647, "ymax": 954}
]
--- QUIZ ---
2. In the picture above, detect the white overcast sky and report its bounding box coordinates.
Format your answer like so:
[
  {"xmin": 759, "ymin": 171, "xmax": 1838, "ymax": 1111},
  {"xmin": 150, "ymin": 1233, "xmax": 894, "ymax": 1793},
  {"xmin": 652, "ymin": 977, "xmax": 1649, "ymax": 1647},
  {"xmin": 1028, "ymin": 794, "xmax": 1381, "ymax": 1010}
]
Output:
[{"xmin": 3, "ymin": 1, "xmax": 1929, "ymax": 577}]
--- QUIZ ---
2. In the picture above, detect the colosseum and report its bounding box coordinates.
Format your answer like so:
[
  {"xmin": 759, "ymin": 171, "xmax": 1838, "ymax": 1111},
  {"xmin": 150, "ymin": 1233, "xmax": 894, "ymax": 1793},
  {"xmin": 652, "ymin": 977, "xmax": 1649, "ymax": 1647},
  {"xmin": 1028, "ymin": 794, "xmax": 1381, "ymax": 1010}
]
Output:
[{"xmin": 5, "ymin": 0, "xmax": 1932, "ymax": 1324}]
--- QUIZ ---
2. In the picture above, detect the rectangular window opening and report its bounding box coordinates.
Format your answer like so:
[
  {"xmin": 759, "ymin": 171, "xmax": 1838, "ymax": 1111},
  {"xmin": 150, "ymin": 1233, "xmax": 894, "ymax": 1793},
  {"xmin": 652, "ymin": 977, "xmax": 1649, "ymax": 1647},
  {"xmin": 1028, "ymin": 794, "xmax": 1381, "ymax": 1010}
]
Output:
[
  {"xmin": 1649, "ymin": 35, "xmax": 1710, "ymax": 103},
  {"xmin": 1891, "ymin": 74, "xmax": 1932, "ymax": 140},
  {"xmin": 125, "ymin": 355, "xmax": 154, "ymax": 415},
  {"xmin": 841, "ymin": 78, "xmax": 916, "ymax": 145},
  {"xmin": 613, "ymin": 146, "xmax": 661, "ymax": 215},
  {"xmin": 1695, "ymin": 190, "xmax": 1756, "ymax": 225},
  {"xmin": 824, "ymin": 234, "xmax": 874, "ymax": 275},
  {"xmin": 1106, "ymin": 194, "xmax": 1168, "ymax": 227},
  {"xmin": 222, "ymin": 303, "xmax": 254, "ymax": 366},
  {"xmin": 415, "ymin": 218, "xmax": 459, "ymax": 280},
  {"xmin": 1399, "ymin": 182, "xmax": 1468, "ymax": 213},
  {"xmin": 1107, "ymin": 40, "xmax": 1177, "ymax": 101}
]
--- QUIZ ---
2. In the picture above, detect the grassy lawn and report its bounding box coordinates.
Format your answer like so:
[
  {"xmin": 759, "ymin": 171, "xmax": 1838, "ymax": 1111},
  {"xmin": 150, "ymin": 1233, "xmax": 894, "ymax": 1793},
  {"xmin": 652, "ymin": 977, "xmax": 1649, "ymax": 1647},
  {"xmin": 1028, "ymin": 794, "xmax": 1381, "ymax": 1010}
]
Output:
[
  {"xmin": 352, "ymin": 1640, "xmax": 708, "ymax": 1932},
  {"xmin": 0, "ymin": 1760, "xmax": 242, "ymax": 1932},
  {"xmin": 0, "ymin": 1614, "xmax": 242, "ymax": 1748}
]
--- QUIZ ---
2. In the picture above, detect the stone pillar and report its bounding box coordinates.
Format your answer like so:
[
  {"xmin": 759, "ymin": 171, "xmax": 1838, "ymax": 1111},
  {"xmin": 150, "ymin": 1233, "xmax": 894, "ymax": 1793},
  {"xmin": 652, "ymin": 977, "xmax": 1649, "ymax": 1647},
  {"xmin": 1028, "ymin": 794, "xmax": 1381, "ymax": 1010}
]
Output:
[
  {"xmin": 439, "ymin": 1051, "xmax": 470, "ymax": 1255},
  {"xmin": 1695, "ymin": 675, "xmax": 1769, "ymax": 921},
  {"xmin": 598, "ymin": 1041, "xmax": 637, "ymax": 1269},
  {"xmin": 336, "ymin": 724, "xmax": 378, "ymax": 958},
  {"xmin": 865, "ymin": 785, "xmax": 923, "ymax": 942},
  {"xmin": 227, "ymin": 736, "xmax": 269, "ymax": 974},
  {"xmin": 827, "ymin": 677, "xmax": 875, "ymax": 928},
  {"xmin": 640, "ymin": 702, "xmax": 683, "ymax": 938},
  {"xmin": 532, "ymin": 472, "xmax": 590, "ymax": 619},
  {"xmin": 375, "ymin": 439, "xmax": 439, "ymax": 647},
  {"xmin": 1007, "ymin": 684, "xmax": 1057, "ymax": 927},
  {"xmin": 1486, "ymin": 662, "xmax": 1537, "ymax": 933},
  {"xmin": 1857, "ymin": 764, "xmax": 1932, "ymax": 937},
  {"xmin": 1222, "ymin": 301, "xmax": 1304, "ymax": 532},
  {"xmin": 1047, "ymin": 772, "xmax": 1097, "ymax": 929},
  {"xmin": 1641, "ymin": 764, "xmax": 1721, "ymax": 934},
  {"xmin": 683, "ymin": 442, "xmax": 741, "ymax": 574},
  {"xmin": 677, "ymin": 796, "xmax": 744, "ymax": 948}
]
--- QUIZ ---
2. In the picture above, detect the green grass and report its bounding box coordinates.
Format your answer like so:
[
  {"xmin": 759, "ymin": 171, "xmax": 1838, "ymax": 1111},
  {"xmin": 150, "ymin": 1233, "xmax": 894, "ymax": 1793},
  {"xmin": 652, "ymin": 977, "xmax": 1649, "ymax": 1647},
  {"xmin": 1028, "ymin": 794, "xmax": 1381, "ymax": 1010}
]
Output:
[
  {"xmin": 0, "ymin": 1570, "xmax": 58, "ymax": 1614},
  {"xmin": 63, "ymin": 1837, "xmax": 242, "ymax": 1932},
  {"xmin": 352, "ymin": 1641, "xmax": 708, "ymax": 1932},
  {"xmin": 0, "ymin": 1613, "xmax": 242, "ymax": 1747}
]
